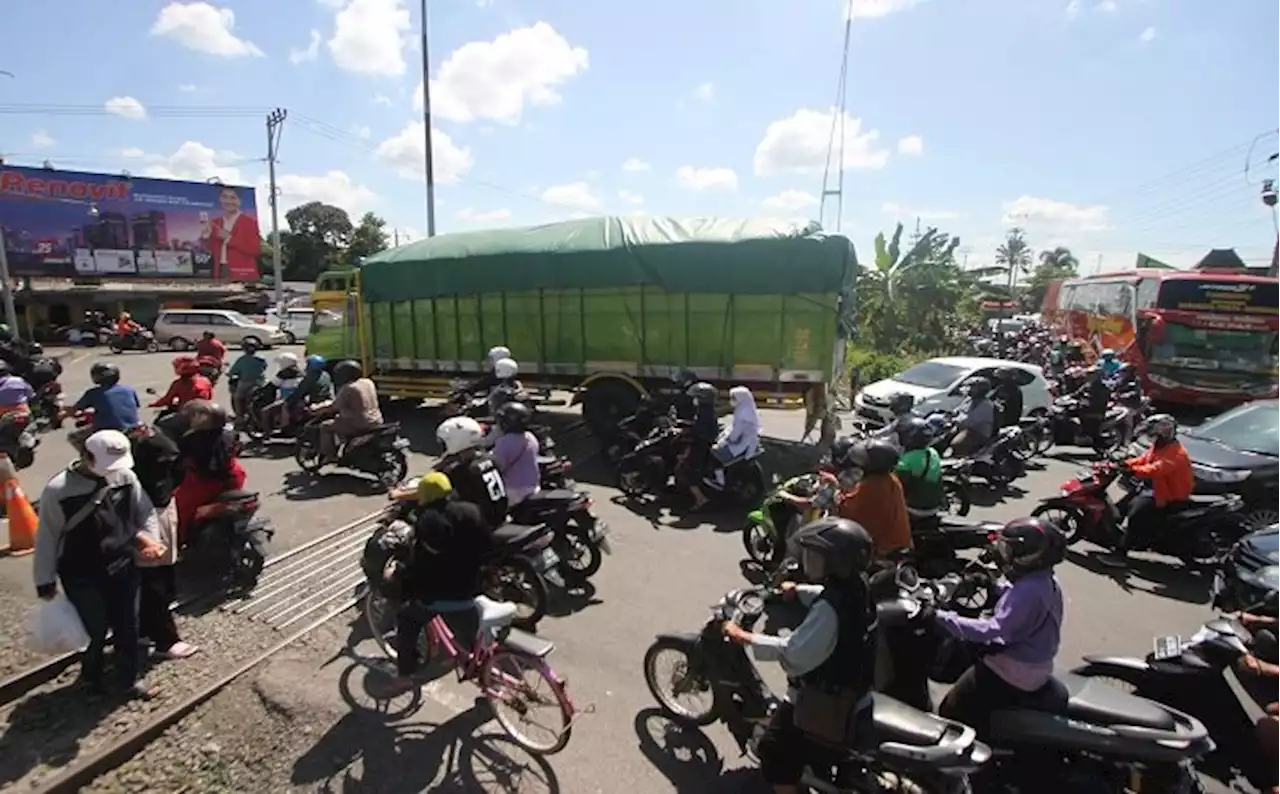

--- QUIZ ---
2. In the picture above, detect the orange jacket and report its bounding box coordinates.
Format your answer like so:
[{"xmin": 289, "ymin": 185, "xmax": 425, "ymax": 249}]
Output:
[
  {"xmin": 1126, "ymin": 441, "xmax": 1194, "ymax": 507},
  {"xmin": 836, "ymin": 473, "xmax": 913, "ymax": 558}
]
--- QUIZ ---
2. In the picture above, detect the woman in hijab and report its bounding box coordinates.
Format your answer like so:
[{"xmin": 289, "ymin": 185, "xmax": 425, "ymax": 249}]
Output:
[{"xmin": 690, "ymin": 386, "xmax": 761, "ymax": 510}]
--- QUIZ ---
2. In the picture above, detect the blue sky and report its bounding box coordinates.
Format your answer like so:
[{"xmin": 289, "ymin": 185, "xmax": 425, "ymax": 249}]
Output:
[{"xmin": 2, "ymin": 0, "xmax": 1277, "ymax": 272}]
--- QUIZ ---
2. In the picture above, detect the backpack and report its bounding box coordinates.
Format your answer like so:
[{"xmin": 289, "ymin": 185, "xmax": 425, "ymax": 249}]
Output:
[{"xmin": 361, "ymin": 520, "xmax": 416, "ymax": 599}]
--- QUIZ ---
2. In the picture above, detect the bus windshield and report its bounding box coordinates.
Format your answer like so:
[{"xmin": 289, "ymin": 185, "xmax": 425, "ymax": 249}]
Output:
[{"xmin": 1150, "ymin": 323, "xmax": 1279, "ymax": 375}]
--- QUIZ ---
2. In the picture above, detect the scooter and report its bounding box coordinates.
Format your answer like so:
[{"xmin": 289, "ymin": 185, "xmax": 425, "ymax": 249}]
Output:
[
  {"xmin": 643, "ymin": 578, "xmax": 991, "ymax": 793},
  {"xmin": 108, "ymin": 329, "xmax": 160, "ymax": 354},
  {"xmin": 182, "ymin": 490, "xmax": 274, "ymax": 590},
  {"xmin": 741, "ymin": 473, "xmax": 838, "ymax": 570},
  {"xmin": 295, "ymin": 418, "xmax": 410, "ymax": 490},
  {"xmin": 680, "ymin": 447, "xmax": 768, "ymax": 506},
  {"xmin": 1031, "ymin": 458, "xmax": 1248, "ymax": 566},
  {"xmin": 509, "ymin": 489, "xmax": 612, "ymax": 586}
]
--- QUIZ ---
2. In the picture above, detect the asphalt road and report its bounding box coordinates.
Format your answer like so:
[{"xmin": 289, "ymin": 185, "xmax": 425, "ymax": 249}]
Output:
[{"xmin": 0, "ymin": 349, "xmax": 1234, "ymax": 793}]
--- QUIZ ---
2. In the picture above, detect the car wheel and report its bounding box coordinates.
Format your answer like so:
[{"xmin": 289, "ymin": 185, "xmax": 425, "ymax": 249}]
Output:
[
  {"xmin": 283, "ymin": 331, "xmax": 297, "ymax": 345},
  {"xmin": 169, "ymin": 337, "xmax": 190, "ymax": 352}
]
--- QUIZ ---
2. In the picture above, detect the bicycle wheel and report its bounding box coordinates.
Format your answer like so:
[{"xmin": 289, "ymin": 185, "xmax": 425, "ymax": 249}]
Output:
[
  {"xmin": 482, "ymin": 649, "xmax": 573, "ymax": 754},
  {"xmin": 363, "ymin": 590, "xmax": 430, "ymax": 663}
]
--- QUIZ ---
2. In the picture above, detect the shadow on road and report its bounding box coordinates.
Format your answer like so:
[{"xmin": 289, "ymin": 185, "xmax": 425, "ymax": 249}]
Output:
[
  {"xmin": 1066, "ymin": 548, "xmax": 1210, "ymax": 606},
  {"xmin": 632, "ymin": 708, "xmax": 767, "ymax": 793},
  {"xmin": 277, "ymin": 469, "xmax": 387, "ymax": 501}
]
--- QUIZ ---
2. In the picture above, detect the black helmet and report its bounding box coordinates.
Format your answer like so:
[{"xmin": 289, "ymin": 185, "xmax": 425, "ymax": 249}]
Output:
[
  {"xmin": 496, "ymin": 401, "xmax": 533, "ymax": 433},
  {"xmin": 90, "ymin": 361, "xmax": 121, "ymax": 387},
  {"xmin": 849, "ymin": 440, "xmax": 899, "ymax": 475},
  {"xmin": 27, "ymin": 342, "xmax": 43, "ymax": 357},
  {"xmin": 0, "ymin": 361, "xmax": 10, "ymax": 378},
  {"xmin": 964, "ymin": 377, "xmax": 991, "ymax": 399},
  {"xmin": 897, "ymin": 417, "xmax": 932, "ymax": 451},
  {"xmin": 993, "ymin": 517, "xmax": 1066, "ymax": 579},
  {"xmin": 672, "ymin": 368, "xmax": 697, "ymax": 388},
  {"xmin": 686, "ymin": 381, "xmax": 717, "ymax": 405},
  {"xmin": 829, "ymin": 435, "xmax": 858, "ymax": 469},
  {"xmin": 332, "ymin": 359, "xmax": 362, "ymax": 386},
  {"xmin": 242, "ymin": 338, "xmax": 261, "ymax": 353},
  {"xmin": 1142, "ymin": 413, "xmax": 1177, "ymax": 443},
  {"xmin": 790, "ymin": 517, "xmax": 874, "ymax": 581},
  {"xmin": 887, "ymin": 392, "xmax": 915, "ymax": 416},
  {"xmin": 994, "ymin": 367, "xmax": 1020, "ymax": 384}
]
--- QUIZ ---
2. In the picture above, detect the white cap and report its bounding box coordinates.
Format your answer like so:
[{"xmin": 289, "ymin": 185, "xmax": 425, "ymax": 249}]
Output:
[{"xmin": 84, "ymin": 430, "xmax": 135, "ymax": 473}]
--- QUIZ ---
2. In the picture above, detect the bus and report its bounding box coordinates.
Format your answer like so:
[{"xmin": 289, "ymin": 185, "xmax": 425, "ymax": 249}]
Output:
[{"xmin": 1047, "ymin": 269, "xmax": 1278, "ymax": 406}]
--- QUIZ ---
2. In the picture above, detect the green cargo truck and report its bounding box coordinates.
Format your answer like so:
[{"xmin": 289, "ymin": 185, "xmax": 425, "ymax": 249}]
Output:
[{"xmin": 305, "ymin": 215, "xmax": 856, "ymax": 437}]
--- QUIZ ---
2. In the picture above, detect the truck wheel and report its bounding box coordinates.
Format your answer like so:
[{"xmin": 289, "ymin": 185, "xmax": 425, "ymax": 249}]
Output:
[{"xmin": 581, "ymin": 379, "xmax": 642, "ymax": 439}]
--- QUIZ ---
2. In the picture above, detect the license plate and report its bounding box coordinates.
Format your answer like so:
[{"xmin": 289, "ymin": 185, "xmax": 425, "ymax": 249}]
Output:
[{"xmin": 1152, "ymin": 635, "xmax": 1182, "ymax": 660}]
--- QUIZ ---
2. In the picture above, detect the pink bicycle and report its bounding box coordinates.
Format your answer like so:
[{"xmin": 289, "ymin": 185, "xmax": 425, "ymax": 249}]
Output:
[{"xmin": 363, "ymin": 590, "xmax": 581, "ymax": 754}]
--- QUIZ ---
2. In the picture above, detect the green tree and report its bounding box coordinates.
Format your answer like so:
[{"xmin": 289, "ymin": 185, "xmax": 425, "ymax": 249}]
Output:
[
  {"xmin": 993, "ymin": 227, "xmax": 1033, "ymax": 309},
  {"xmin": 281, "ymin": 201, "xmax": 354, "ymax": 281},
  {"xmin": 1026, "ymin": 245, "xmax": 1079, "ymax": 309},
  {"xmin": 348, "ymin": 212, "xmax": 390, "ymax": 264}
]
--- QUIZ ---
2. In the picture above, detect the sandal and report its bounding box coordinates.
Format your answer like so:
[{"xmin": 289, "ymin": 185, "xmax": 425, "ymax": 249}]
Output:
[{"xmin": 156, "ymin": 641, "xmax": 200, "ymax": 660}]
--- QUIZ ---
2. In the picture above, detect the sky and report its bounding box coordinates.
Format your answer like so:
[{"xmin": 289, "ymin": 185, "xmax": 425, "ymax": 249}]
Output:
[{"xmin": 1, "ymin": 0, "xmax": 1277, "ymax": 274}]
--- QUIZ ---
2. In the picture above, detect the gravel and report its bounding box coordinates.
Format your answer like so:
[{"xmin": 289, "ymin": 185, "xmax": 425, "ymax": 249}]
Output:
[{"xmin": 0, "ymin": 586, "xmax": 50, "ymax": 683}]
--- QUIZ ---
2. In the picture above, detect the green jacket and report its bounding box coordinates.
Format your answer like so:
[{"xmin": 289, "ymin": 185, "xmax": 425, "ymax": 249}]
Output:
[{"xmin": 896, "ymin": 447, "xmax": 943, "ymax": 511}]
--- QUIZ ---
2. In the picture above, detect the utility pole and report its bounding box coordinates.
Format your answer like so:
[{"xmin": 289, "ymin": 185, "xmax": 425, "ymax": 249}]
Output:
[
  {"xmin": 266, "ymin": 108, "xmax": 287, "ymax": 309},
  {"xmin": 419, "ymin": 0, "xmax": 437, "ymax": 237},
  {"xmin": 0, "ymin": 228, "xmax": 19, "ymax": 338},
  {"xmin": 393, "ymin": 228, "xmax": 400, "ymax": 247}
]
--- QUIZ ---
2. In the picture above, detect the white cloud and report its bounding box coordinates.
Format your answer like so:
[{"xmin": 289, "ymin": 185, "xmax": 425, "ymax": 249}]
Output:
[
  {"xmin": 372, "ymin": 94, "xmax": 393, "ymax": 106},
  {"xmin": 263, "ymin": 171, "xmax": 379, "ymax": 220},
  {"xmin": 1139, "ymin": 26, "xmax": 1156, "ymax": 43},
  {"xmin": 178, "ymin": 83, "xmax": 198, "ymax": 92},
  {"xmin": 675, "ymin": 165, "xmax": 738, "ymax": 191},
  {"xmin": 375, "ymin": 122, "xmax": 473, "ymax": 184},
  {"xmin": 414, "ymin": 22, "xmax": 588, "ymax": 124},
  {"xmin": 540, "ymin": 182, "xmax": 601, "ymax": 211},
  {"xmin": 142, "ymin": 141, "xmax": 247, "ymax": 185},
  {"xmin": 327, "ymin": 0, "xmax": 410, "ymax": 77},
  {"xmin": 621, "ymin": 157, "xmax": 650, "ymax": 173},
  {"xmin": 290, "ymin": 29, "xmax": 323, "ymax": 64},
  {"xmin": 316, "ymin": 0, "xmax": 345, "ymax": 7},
  {"xmin": 350, "ymin": 124, "xmax": 372, "ymax": 139},
  {"xmin": 896, "ymin": 135, "xmax": 924, "ymax": 156},
  {"xmin": 29, "ymin": 130, "xmax": 55, "ymax": 149},
  {"xmin": 880, "ymin": 201, "xmax": 960, "ymax": 221},
  {"xmin": 762, "ymin": 189, "xmax": 819, "ymax": 212},
  {"xmin": 456, "ymin": 207, "xmax": 512, "ymax": 222},
  {"xmin": 754, "ymin": 107, "xmax": 888, "ymax": 176},
  {"xmin": 150, "ymin": 2, "xmax": 263, "ymax": 57},
  {"xmin": 1065, "ymin": 0, "xmax": 1080, "ymax": 18},
  {"xmin": 117, "ymin": 147, "xmax": 149, "ymax": 159},
  {"xmin": 617, "ymin": 190, "xmax": 645, "ymax": 205},
  {"xmin": 1001, "ymin": 195, "xmax": 1110, "ymax": 232},
  {"xmin": 692, "ymin": 82, "xmax": 714, "ymax": 102},
  {"xmin": 846, "ymin": 0, "xmax": 926, "ymax": 20},
  {"xmin": 105, "ymin": 96, "xmax": 148, "ymax": 120},
  {"xmin": 1097, "ymin": 0, "xmax": 1117, "ymax": 10}
]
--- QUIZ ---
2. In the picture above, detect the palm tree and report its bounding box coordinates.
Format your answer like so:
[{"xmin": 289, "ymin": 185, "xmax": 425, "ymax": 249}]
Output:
[
  {"xmin": 995, "ymin": 227, "xmax": 1033, "ymax": 280},
  {"xmin": 1038, "ymin": 246, "xmax": 1079, "ymax": 273}
]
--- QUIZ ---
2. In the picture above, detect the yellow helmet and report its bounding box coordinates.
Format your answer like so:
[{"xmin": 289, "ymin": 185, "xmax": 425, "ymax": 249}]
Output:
[{"xmin": 415, "ymin": 471, "xmax": 453, "ymax": 505}]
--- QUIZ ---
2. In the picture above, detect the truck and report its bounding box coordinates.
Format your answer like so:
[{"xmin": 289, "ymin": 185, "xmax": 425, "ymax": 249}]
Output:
[{"xmin": 304, "ymin": 215, "xmax": 857, "ymax": 438}]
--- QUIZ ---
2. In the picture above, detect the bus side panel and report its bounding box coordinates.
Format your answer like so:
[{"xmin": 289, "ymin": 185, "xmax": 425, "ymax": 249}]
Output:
[
  {"xmin": 640, "ymin": 290, "xmax": 687, "ymax": 372},
  {"xmin": 456, "ymin": 296, "xmax": 482, "ymax": 367},
  {"xmin": 504, "ymin": 292, "xmax": 544, "ymax": 373},
  {"xmin": 687, "ymin": 294, "xmax": 731, "ymax": 374},
  {"xmin": 583, "ymin": 288, "xmax": 642, "ymax": 370},
  {"xmin": 542, "ymin": 290, "xmax": 584, "ymax": 374},
  {"xmin": 732, "ymin": 295, "xmax": 784, "ymax": 370}
]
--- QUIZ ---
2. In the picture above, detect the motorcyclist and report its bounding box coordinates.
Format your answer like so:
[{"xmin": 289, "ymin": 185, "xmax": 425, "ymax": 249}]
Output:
[
  {"xmin": 681, "ymin": 382, "xmax": 722, "ymax": 509},
  {"xmin": 894, "ymin": 417, "xmax": 944, "ymax": 517},
  {"xmin": 284, "ymin": 354, "xmax": 334, "ymax": 422},
  {"xmin": 66, "ymin": 362, "xmax": 141, "ymax": 434},
  {"xmin": 720, "ymin": 517, "xmax": 878, "ymax": 793},
  {"xmin": 23, "ymin": 343, "xmax": 61, "ymax": 392},
  {"xmin": 691, "ymin": 386, "xmax": 760, "ymax": 510},
  {"xmin": 486, "ymin": 357, "xmax": 522, "ymax": 416},
  {"xmin": 831, "ymin": 440, "xmax": 912, "ymax": 559},
  {"xmin": 0, "ymin": 360, "xmax": 34, "ymax": 416},
  {"xmin": 948, "ymin": 377, "xmax": 995, "ymax": 457},
  {"xmin": 0, "ymin": 323, "xmax": 30, "ymax": 370},
  {"xmin": 227, "ymin": 339, "xmax": 268, "ymax": 419},
  {"xmin": 491, "ymin": 402, "xmax": 541, "ymax": 506},
  {"xmin": 1098, "ymin": 348, "xmax": 1121, "ymax": 379},
  {"xmin": 1099, "ymin": 414, "xmax": 1193, "ymax": 570},
  {"xmin": 462, "ymin": 345, "xmax": 513, "ymax": 397},
  {"xmin": 149, "ymin": 357, "xmax": 213, "ymax": 411},
  {"xmin": 433, "ymin": 416, "xmax": 508, "ymax": 528},
  {"xmin": 195, "ymin": 331, "xmax": 227, "ymax": 365},
  {"xmin": 1070, "ymin": 365, "xmax": 1111, "ymax": 447},
  {"xmin": 378, "ymin": 471, "xmax": 494, "ymax": 697},
  {"xmin": 872, "ymin": 393, "xmax": 917, "ymax": 447},
  {"xmin": 667, "ymin": 367, "xmax": 698, "ymax": 420},
  {"xmin": 311, "ymin": 360, "xmax": 384, "ymax": 465},
  {"xmin": 258, "ymin": 352, "xmax": 305, "ymax": 435},
  {"xmin": 991, "ymin": 367, "xmax": 1024, "ymax": 430},
  {"xmin": 114, "ymin": 311, "xmax": 143, "ymax": 338},
  {"xmin": 171, "ymin": 400, "xmax": 246, "ymax": 543},
  {"xmin": 936, "ymin": 516, "xmax": 1066, "ymax": 739}
]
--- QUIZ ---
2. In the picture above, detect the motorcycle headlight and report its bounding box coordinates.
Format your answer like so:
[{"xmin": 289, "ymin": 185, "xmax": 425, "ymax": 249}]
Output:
[
  {"xmin": 1191, "ymin": 463, "xmax": 1250, "ymax": 483},
  {"xmin": 1241, "ymin": 565, "xmax": 1280, "ymax": 591}
]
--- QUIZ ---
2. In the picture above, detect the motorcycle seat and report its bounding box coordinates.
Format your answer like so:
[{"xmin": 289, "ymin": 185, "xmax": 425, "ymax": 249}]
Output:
[
  {"xmin": 872, "ymin": 693, "xmax": 948, "ymax": 745},
  {"xmin": 1057, "ymin": 673, "xmax": 1175, "ymax": 730},
  {"xmin": 491, "ymin": 522, "xmax": 547, "ymax": 547}
]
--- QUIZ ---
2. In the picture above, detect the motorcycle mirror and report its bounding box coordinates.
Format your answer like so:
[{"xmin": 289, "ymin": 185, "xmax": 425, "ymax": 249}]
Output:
[{"xmin": 145, "ymin": 387, "xmax": 157, "ymax": 395}]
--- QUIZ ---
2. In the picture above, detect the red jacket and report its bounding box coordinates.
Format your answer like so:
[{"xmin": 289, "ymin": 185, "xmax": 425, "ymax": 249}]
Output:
[
  {"xmin": 1127, "ymin": 440, "xmax": 1194, "ymax": 507},
  {"xmin": 150, "ymin": 375, "xmax": 214, "ymax": 408},
  {"xmin": 209, "ymin": 214, "xmax": 262, "ymax": 281},
  {"xmin": 195, "ymin": 337, "xmax": 227, "ymax": 363}
]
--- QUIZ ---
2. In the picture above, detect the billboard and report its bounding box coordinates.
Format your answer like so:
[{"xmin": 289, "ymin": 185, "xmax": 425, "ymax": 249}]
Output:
[{"xmin": 0, "ymin": 165, "xmax": 262, "ymax": 281}]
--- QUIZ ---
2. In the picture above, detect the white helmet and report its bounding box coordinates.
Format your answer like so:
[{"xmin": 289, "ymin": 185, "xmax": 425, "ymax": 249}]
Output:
[
  {"xmin": 493, "ymin": 357, "xmax": 519, "ymax": 379},
  {"xmin": 437, "ymin": 416, "xmax": 485, "ymax": 455},
  {"xmin": 486, "ymin": 346, "xmax": 511, "ymax": 364},
  {"xmin": 275, "ymin": 352, "xmax": 299, "ymax": 368}
]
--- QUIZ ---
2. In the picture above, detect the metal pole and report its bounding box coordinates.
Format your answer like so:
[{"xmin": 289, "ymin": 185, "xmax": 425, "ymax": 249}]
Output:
[
  {"xmin": 266, "ymin": 108, "xmax": 288, "ymax": 309},
  {"xmin": 420, "ymin": 0, "xmax": 437, "ymax": 237},
  {"xmin": 0, "ymin": 228, "xmax": 20, "ymax": 338}
]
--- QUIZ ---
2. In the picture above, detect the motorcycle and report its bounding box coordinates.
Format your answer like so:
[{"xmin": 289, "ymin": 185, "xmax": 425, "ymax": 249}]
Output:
[
  {"xmin": 0, "ymin": 411, "xmax": 39, "ymax": 469},
  {"xmin": 1046, "ymin": 396, "xmax": 1137, "ymax": 456},
  {"xmin": 181, "ymin": 490, "xmax": 273, "ymax": 590},
  {"xmin": 906, "ymin": 513, "xmax": 1004, "ymax": 585},
  {"xmin": 1073, "ymin": 610, "xmax": 1279, "ymax": 791},
  {"xmin": 603, "ymin": 398, "xmax": 678, "ymax": 464},
  {"xmin": 29, "ymin": 381, "xmax": 65, "ymax": 432},
  {"xmin": 236, "ymin": 384, "xmax": 318, "ymax": 445},
  {"xmin": 109, "ymin": 329, "xmax": 160, "ymax": 354},
  {"xmin": 1211, "ymin": 523, "xmax": 1279, "ymax": 614},
  {"xmin": 878, "ymin": 564, "xmax": 1216, "ymax": 792},
  {"xmin": 197, "ymin": 355, "xmax": 223, "ymax": 387},
  {"xmin": 617, "ymin": 424, "xmax": 685, "ymax": 498},
  {"xmin": 940, "ymin": 458, "xmax": 972, "ymax": 516},
  {"xmin": 741, "ymin": 473, "xmax": 838, "ymax": 571},
  {"xmin": 642, "ymin": 577, "xmax": 991, "ymax": 793},
  {"xmin": 685, "ymin": 448, "xmax": 767, "ymax": 506},
  {"xmin": 1032, "ymin": 458, "xmax": 1249, "ymax": 566},
  {"xmin": 294, "ymin": 418, "xmax": 410, "ymax": 490},
  {"xmin": 510, "ymin": 489, "xmax": 612, "ymax": 586}
]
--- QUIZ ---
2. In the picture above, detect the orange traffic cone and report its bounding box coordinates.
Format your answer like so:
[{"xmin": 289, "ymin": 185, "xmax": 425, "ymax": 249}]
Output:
[{"xmin": 0, "ymin": 453, "xmax": 37, "ymax": 558}]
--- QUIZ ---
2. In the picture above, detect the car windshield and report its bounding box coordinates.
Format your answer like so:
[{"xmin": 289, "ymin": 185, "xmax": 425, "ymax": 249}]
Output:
[
  {"xmin": 1150, "ymin": 324, "xmax": 1278, "ymax": 375},
  {"xmin": 894, "ymin": 361, "xmax": 968, "ymax": 390},
  {"xmin": 1186, "ymin": 401, "xmax": 1280, "ymax": 457}
]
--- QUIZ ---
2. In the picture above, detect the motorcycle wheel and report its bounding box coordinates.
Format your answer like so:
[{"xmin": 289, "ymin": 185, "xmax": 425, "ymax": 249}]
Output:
[
  {"xmin": 230, "ymin": 538, "xmax": 265, "ymax": 589},
  {"xmin": 950, "ymin": 571, "xmax": 998, "ymax": 617},
  {"xmin": 729, "ymin": 464, "xmax": 766, "ymax": 506},
  {"xmin": 1031, "ymin": 504, "xmax": 1086, "ymax": 545},
  {"xmin": 294, "ymin": 441, "xmax": 325, "ymax": 474},
  {"xmin": 942, "ymin": 480, "xmax": 971, "ymax": 517},
  {"xmin": 484, "ymin": 557, "xmax": 547, "ymax": 630},
  {"xmin": 363, "ymin": 589, "xmax": 431, "ymax": 664},
  {"xmin": 109, "ymin": 341, "xmax": 123, "ymax": 354},
  {"xmin": 564, "ymin": 515, "xmax": 604, "ymax": 578},
  {"xmin": 14, "ymin": 447, "xmax": 34, "ymax": 469},
  {"xmin": 1031, "ymin": 425, "xmax": 1053, "ymax": 455},
  {"xmin": 145, "ymin": 339, "xmax": 160, "ymax": 353},
  {"xmin": 643, "ymin": 636, "xmax": 717, "ymax": 726},
  {"xmin": 617, "ymin": 465, "xmax": 646, "ymax": 498},
  {"xmin": 376, "ymin": 451, "xmax": 408, "ymax": 490},
  {"xmin": 742, "ymin": 522, "xmax": 775, "ymax": 567},
  {"xmin": 1010, "ymin": 432, "xmax": 1036, "ymax": 462}
]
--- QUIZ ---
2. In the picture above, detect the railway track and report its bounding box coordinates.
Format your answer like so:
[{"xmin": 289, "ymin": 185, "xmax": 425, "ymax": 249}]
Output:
[{"xmin": 0, "ymin": 507, "xmax": 390, "ymax": 793}]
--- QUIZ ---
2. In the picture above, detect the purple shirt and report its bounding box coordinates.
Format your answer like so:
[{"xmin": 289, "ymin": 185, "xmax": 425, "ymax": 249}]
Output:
[
  {"xmin": 492, "ymin": 431, "xmax": 540, "ymax": 493},
  {"xmin": 0, "ymin": 375, "xmax": 34, "ymax": 408},
  {"xmin": 936, "ymin": 570, "xmax": 1063, "ymax": 691}
]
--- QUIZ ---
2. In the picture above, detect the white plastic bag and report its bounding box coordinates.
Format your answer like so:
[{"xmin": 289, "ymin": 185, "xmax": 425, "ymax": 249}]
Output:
[{"xmin": 25, "ymin": 594, "xmax": 90, "ymax": 656}]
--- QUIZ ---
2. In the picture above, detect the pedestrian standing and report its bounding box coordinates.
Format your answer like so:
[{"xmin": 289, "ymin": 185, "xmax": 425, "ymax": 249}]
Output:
[
  {"xmin": 128, "ymin": 424, "xmax": 199, "ymax": 660},
  {"xmin": 33, "ymin": 430, "xmax": 164, "ymax": 698}
]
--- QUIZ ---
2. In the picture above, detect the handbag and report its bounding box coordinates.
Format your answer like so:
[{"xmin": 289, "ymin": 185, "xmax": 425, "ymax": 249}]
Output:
[{"xmin": 791, "ymin": 684, "xmax": 872, "ymax": 748}]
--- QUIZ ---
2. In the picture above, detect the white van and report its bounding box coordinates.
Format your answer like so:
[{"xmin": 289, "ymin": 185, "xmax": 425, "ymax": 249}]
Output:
[{"xmin": 154, "ymin": 309, "xmax": 289, "ymax": 351}]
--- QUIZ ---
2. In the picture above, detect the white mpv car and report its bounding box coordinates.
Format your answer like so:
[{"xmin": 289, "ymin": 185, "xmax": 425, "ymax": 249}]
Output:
[{"xmin": 853, "ymin": 356, "xmax": 1053, "ymax": 426}]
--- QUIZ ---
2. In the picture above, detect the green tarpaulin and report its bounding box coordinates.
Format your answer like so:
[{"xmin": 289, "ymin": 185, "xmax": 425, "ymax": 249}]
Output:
[{"xmin": 358, "ymin": 215, "xmax": 856, "ymax": 302}]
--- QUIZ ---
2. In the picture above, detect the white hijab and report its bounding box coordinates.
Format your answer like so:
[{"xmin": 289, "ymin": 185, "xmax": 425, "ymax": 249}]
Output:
[{"xmin": 729, "ymin": 386, "xmax": 760, "ymax": 430}]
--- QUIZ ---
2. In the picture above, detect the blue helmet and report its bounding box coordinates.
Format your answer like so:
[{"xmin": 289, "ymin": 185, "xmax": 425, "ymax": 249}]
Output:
[{"xmin": 306, "ymin": 354, "xmax": 326, "ymax": 371}]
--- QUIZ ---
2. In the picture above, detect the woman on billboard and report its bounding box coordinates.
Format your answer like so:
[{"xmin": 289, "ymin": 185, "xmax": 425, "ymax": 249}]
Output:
[{"xmin": 200, "ymin": 186, "xmax": 261, "ymax": 281}]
